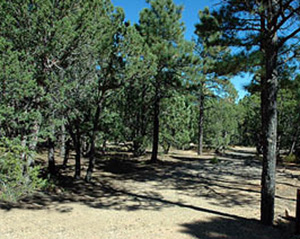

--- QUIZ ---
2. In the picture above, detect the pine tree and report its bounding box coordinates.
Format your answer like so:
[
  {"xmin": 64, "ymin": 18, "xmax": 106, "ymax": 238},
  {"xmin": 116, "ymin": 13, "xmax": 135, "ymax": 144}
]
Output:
[
  {"xmin": 138, "ymin": 0, "xmax": 194, "ymax": 163},
  {"xmin": 193, "ymin": 9, "xmax": 232, "ymax": 155},
  {"xmin": 196, "ymin": 0, "xmax": 300, "ymax": 225}
]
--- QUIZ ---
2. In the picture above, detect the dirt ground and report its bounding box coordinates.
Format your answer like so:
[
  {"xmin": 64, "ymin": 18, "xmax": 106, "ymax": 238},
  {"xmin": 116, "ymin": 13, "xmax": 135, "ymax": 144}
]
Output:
[{"xmin": 1, "ymin": 146, "xmax": 300, "ymax": 239}]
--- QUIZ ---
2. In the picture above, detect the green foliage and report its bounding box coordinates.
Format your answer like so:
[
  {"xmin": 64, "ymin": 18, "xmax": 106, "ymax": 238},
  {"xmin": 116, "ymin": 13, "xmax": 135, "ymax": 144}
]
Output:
[
  {"xmin": 237, "ymin": 94, "xmax": 261, "ymax": 147},
  {"xmin": 115, "ymin": 25, "xmax": 157, "ymax": 156},
  {"xmin": 160, "ymin": 93, "xmax": 193, "ymax": 152},
  {"xmin": 284, "ymin": 154, "xmax": 297, "ymax": 163},
  {"xmin": 200, "ymin": 94, "xmax": 239, "ymax": 151},
  {"xmin": 210, "ymin": 156, "xmax": 220, "ymax": 164},
  {"xmin": 0, "ymin": 138, "xmax": 46, "ymax": 202}
]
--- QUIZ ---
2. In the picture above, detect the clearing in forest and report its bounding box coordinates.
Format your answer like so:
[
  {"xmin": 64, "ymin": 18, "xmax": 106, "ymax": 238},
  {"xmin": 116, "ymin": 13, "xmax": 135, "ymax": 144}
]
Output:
[{"xmin": 0, "ymin": 147, "xmax": 298, "ymax": 239}]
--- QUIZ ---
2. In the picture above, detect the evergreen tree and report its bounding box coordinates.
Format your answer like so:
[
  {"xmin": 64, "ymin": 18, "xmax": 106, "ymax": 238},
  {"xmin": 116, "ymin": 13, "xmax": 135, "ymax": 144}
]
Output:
[
  {"xmin": 116, "ymin": 25, "xmax": 157, "ymax": 156},
  {"xmin": 193, "ymin": 10, "xmax": 232, "ymax": 155},
  {"xmin": 196, "ymin": 0, "xmax": 300, "ymax": 225},
  {"xmin": 138, "ymin": 0, "xmax": 194, "ymax": 162},
  {"xmin": 160, "ymin": 92, "xmax": 193, "ymax": 153}
]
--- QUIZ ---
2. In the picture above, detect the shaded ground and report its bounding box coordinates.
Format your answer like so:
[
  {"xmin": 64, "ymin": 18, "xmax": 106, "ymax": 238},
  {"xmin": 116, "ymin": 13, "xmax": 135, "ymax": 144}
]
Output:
[{"xmin": 0, "ymin": 146, "xmax": 299, "ymax": 239}]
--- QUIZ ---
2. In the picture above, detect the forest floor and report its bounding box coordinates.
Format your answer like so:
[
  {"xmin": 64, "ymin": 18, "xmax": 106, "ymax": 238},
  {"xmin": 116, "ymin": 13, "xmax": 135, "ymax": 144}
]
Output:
[{"xmin": 1, "ymin": 146, "xmax": 300, "ymax": 239}]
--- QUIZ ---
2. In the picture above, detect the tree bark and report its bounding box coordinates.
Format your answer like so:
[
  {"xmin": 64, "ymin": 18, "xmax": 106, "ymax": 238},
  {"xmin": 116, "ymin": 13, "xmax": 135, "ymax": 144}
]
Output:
[
  {"xmin": 289, "ymin": 126, "xmax": 299, "ymax": 155},
  {"xmin": 150, "ymin": 89, "xmax": 160, "ymax": 163},
  {"xmin": 70, "ymin": 124, "xmax": 81, "ymax": 179},
  {"xmin": 48, "ymin": 138, "xmax": 56, "ymax": 175},
  {"xmin": 197, "ymin": 93, "xmax": 204, "ymax": 155},
  {"xmin": 86, "ymin": 104, "xmax": 102, "ymax": 182},
  {"xmin": 48, "ymin": 122, "xmax": 56, "ymax": 175},
  {"xmin": 62, "ymin": 138, "xmax": 70, "ymax": 168},
  {"xmin": 289, "ymin": 140, "xmax": 297, "ymax": 156},
  {"xmin": 27, "ymin": 120, "xmax": 40, "ymax": 167},
  {"xmin": 60, "ymin": 121, "xmax": 66, "ymax": 158},
  {"xmin": 74, "ymin": 139, "xmax": 81, "ymax": 179},
  {"xmin": 260, "ymin": 19, "xmax": 278, "ymax": 225}
]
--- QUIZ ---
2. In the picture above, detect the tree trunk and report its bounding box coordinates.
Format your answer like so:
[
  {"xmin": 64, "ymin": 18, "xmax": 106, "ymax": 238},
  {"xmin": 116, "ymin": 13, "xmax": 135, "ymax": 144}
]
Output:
[
  {"xmin": 102, "ymin": 138, "xmax": 107, "ymax": 155},
  {"xmin": 62, "ymin": 138, "xmax": 70, "ymax": 168},
  {"xmin": 70, "ymin": 124, "xmax": 81, "ymax": 179},
  {"xmin": 289, "ymin": 140, "xmax": 297, "ymax": 156},
  {"xmin": 68, "ymin": 121, "xmax": 81, "ymax": 179},
  {"xmin": 150, "ymin": 90, "xmax": 160, "ymax": 163},
  {"xmin": 48, "ymin": 122, "xmax": 56, "ymax": 175},
  {"xmin": 197, "ymin": 93, "xmax": 204, "ymax": 155},
  {"xmin": 21, "ymin": 136, "xmax": 27, "ymax": 171},
  {"xmin": 48, "ymin": 138, "xmax": 56, "ymax": 175},
  {"xmin": 74, "ymin": 139, "xmax": 81, "ymax": 179},
  {"xmin": 60, "ymin": 121, "xmax": 66, "ymax": 158},
  {"xmin": 85, "ymin": 139, "xmax": 95, "ymax": 182},
  {"xmin": 289, "ymin": 126, "xmax": 299, "ymax": 155},
  {"xmin": 260, "ymin": 27, "xmax": 278, "ymax": 225},
  {"xmin": 86, "ymin": 104, "xmax": 102, "ymax": 182},
  {"xmin": 21, "ymin": 135, "xmax": 32, "ymax": 185},
  {"xmin": 27, "ymin": 120, "xmax": 40, "ymax": 167},
  {"xmin": 163, "ymin": 142, "xmax": 171, "ymax": 154}
]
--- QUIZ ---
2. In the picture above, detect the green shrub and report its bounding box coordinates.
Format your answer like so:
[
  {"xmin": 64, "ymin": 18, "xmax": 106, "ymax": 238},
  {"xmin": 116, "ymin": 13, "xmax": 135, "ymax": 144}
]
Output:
[
  {"xmin": 284, "ymin": 154, "xmax": 298, "ymax": 163},
  {"xmin": 210, "ymin": 156, "xmax": 220, "ymax": 164},
  {"xmin": 0, "ymin": 138, "xmax": 46, "ymax": 202}
]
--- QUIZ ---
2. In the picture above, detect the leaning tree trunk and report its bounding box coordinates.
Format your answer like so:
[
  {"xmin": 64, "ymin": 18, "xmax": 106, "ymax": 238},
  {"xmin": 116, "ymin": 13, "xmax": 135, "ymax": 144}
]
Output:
[
  {"xmin": 260, "ymin": 30, "xmax": 278, "ymax": 225},
  {"xmin": 197, "ymin": 93, "xmax": 204, "ymax": 155},
  {"xmin": 289, "ymin": 126, "xmax": 299, "ymax": 155},
  {"xmin": 150, "ymin": 87, "xmax": 160, "ymax": 163}
]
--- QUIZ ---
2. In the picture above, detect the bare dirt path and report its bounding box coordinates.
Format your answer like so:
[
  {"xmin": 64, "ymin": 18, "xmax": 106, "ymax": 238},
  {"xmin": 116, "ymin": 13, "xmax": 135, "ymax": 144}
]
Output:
[{"xmin": 1, "ymin": 147, "xmax": 299, "ymax": 239}]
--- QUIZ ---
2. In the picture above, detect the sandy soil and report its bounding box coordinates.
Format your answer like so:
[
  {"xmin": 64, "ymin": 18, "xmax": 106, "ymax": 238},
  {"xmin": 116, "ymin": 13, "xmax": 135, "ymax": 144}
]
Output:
[{"xmin": 1, "ymin": 146, "xmax": 299, "ymax": 239}]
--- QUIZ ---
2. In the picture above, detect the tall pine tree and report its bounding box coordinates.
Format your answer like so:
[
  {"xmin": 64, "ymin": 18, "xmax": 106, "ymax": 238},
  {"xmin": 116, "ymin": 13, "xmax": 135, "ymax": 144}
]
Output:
[
  {"xmin": 196, "ymin": 0, "xmax": 300, "ymax": 225},
  {"xmin": 138, "ymin": 0, "xmax": 194, "ymax": 162}
]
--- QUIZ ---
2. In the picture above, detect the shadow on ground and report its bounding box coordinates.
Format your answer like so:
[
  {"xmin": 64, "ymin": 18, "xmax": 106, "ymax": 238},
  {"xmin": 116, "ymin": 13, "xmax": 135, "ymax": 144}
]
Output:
[
  {"xmin": 180, "ymin": 217, "xmax": 288, "ymax": 239},
  {"xmin": 0, "ymin": 148, "xmax": 297, "ymax": 238}
]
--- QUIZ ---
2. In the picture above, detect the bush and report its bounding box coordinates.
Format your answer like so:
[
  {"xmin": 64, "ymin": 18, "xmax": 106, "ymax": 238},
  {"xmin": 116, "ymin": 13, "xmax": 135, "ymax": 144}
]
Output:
[
  {"xmin": 0, "ymin": 138, "xmax": 46, "ymax": 202},
  {"xmin": 284, "ymin": 154, "xmax": 298, "ymax": 163},
  {"xmin": 210, "ymin": 156, "xmax": 220, "ymax": 164}
]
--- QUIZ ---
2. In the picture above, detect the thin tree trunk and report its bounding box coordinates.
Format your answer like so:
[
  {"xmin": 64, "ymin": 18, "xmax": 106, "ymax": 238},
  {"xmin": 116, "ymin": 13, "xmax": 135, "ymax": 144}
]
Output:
[
  {"xmin": 27, "ymin": 120, "xmax": 40, "ymax": 167},
  {"xmin": 102, "ymin": 138, "xmax": 107, "ymax": 155},
  {"xmin": 163, "ymin": 142, "xmax": 171, "ymax": 154},
  {"xmin": 85, "ymin": 138, "xmax": 95, "ymax": 182},
  {"xmin": 21, "ymin": 136, "xmax": 27, "ymax": 172},
  {"xmin": 60, "ymin": 121, "xmax": 66, "ymax": 158},
  {"xmin": 62, "ymin": 138, "xmax": 70, "ymax": 168},
  {"xmin": 260, "ymin": 24, "xmax": 278, "ymax": 225},
  {"xmin": 48, "ymin": 138, "xmax": 55, "ymax": 175},
  {"xmin": 68, "ymin": 121, "xmax": 81, "ymax": 179},
  {"xmin": 48, "ymin": 121, "xmax": 56, "ymax": 175},
  {"xmin": 86, "ymin": 104, "xmax": 102, "ymax": 182},
  {"xmin": 197, "ymin": 93, "xmax": 204, "ymax": 155},
  {"xmin": 289, "ymin": 140, "xmax": 296, "ymax": 156},
  {"xmin": 289, "ymin": 127, "xmax": 299, "ymax": 155},
  {"xmin": 69, "ymin": 123, "xmax": 81, "ymax": 179},
  {"xmin": 74, "ymin": 124, "xmax": 81, "ymax": 179},
  {"xmin": 74, "ymin": 139, "xmax": 81, "ymax": 179},
  {"xmin": 150, "ymin": 90, "xmax": 160, "ymax": 163},
  {"xmin": 21, "ymin": 136, "xmax": 31, "ymax": 185}
]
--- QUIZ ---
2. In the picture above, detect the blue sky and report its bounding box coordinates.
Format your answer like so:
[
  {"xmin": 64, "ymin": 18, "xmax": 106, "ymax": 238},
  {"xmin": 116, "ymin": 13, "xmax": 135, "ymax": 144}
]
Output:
[{"xmin": 111, "ymin": 0, "xmax": 250, "ymax": 100}]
